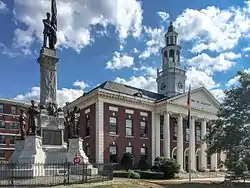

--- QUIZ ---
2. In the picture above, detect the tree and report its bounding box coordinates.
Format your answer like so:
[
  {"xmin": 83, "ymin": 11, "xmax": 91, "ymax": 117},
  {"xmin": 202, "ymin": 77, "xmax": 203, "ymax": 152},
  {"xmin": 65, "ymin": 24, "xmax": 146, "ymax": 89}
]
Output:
[{"xmin": 205, "ymin": 71, "xmax": 250, "ymax": 169}]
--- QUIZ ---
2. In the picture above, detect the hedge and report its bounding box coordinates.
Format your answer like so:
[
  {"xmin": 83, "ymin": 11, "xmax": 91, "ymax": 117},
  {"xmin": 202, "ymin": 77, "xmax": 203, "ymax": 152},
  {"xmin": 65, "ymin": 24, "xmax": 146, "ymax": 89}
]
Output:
[{"xmin": 134, "ymin": 170, "xmax": 164, "ymax": 179}]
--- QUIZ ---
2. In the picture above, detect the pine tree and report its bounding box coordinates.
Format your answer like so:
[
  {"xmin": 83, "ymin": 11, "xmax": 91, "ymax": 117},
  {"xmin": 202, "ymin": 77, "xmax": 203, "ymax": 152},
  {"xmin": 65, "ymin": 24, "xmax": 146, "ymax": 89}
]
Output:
[{"xmin": 206, "ymin": 71, "xmax": 250, "ymax": 167}]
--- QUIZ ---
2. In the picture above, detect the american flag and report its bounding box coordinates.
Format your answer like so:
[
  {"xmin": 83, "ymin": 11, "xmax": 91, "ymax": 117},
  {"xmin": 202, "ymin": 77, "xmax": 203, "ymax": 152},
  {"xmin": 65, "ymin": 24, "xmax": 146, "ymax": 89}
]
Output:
[{"xmin": 51, "ymin": 0, "xmax": 57, "ymax": 31}]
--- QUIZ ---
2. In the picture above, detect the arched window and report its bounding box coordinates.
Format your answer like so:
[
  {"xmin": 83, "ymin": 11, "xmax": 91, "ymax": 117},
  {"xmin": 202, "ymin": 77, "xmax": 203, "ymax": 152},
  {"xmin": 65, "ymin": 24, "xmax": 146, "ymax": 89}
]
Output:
[
  {"xmin": 166, "ymin": 36, "xmax": 169, "ymax": 45},
  {"xmin": 170, "ymin": 36, "xmax": 174, "ymax": 44},
  {"xmin": 176, "ymin": 50, "xmax": 180, "ymax": 63},
  {"xmin": 169, "ymin": 49, "xmax": 175, "ymax": 60}
]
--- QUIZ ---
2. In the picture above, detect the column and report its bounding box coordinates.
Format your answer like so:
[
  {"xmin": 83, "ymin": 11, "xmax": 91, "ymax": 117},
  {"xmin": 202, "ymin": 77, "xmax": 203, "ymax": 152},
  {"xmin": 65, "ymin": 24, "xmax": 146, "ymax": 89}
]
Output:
[
  {"xmin": 151, "ymin": 111, "xmax": 156, "ymax": 164},
  {"xmin": 220, "ymin": 151, "xmax": 227, "ymax": 171},
  {"xmin": 189, "ymin": 116, "xmax": 196, "ymax": 171},
  {"xmin": 163, "ymin": 112, "xmax": 170, "ymax": 158},
  {"xmin": 155, "ymin": 113, "xmax": 161, "ymax": 159},
  {"xmin": 211, "ymin": 153, "xmax": 218, "ymax": 171},
  {"xmin": 95, "ymin": 99, "xmax": 104, "ymax": 163},
  {"xmin": 200, "ymin": 119, "xmax": 207, "ymax": 171},
  {"xmin": 177, "ymin": 114, "xmax": 184, "ymax": 171}
]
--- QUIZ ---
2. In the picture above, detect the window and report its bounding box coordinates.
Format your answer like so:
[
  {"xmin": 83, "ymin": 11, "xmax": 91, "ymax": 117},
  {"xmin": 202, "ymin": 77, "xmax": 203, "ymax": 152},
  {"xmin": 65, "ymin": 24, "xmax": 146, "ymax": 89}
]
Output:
[
  {"xmin": 166, "ymin": 36, "xmax": 169, "ymax": 45},
  {"xmin": 109, "ymin": 145, "xmax": 118, "ymax": 163},
  {"xmin": 0, "ymin": 104, "xmax": 3, "ymax": 113},
  {"xmin": 0, "ymin": 121, "xmax": 5, "ymax": 129},
  {"xmin": 173, "ymin": 120, "xmax": 177, "ymax": 140},
  {"xmin": 170, "ymin": 36, "xmax": 174, "ymax": 44},
  {"xmin": 0, "ymin": 136, "xmax": 6, "ymax": 144},
  {"xmin": 0, "ymin": 151, "xmax": 4, "ymax": 159},
  {"xmin": 140, "ymin": 117, "xmax": 147, "ymax": 137},
  {"xmin": 160, "ymin": 115, "xmax": 164, "ymax": 139},
  {"xmin": 11, "ymin": 122, "xmax": 18, "ymax": 129},
  {"xmin": 109, "ymin": 117, "xmax": 117, "ymax": 134},
  {"xmin": 125, "ymin": 119, "xmax": 133, "ymax": 136},
  {"xmin": 85, "ymin": 115, "xmax": 90, "ymax": 136},
  {"xmin": 185, "ymin": 120, "xmax": 189, "ymax": 142},
  {"xmin": 125, "ymin": 146, "xmax": 133, "ymax": 154},
  {"xmin": 10, "ymin": 136, "xmax": 15, "ymax": 144},
  {"xmin": 11, "ymin": 106, "xmax": 17, "ymax": 115},
  {"xmin": 169, "ymin": 49, "xmax": 175, "ymax": 60},
  {"xmin": 140, "ymin": 146, "xmax": 148, "ymax": 159},
  {"xmin": 196, "ymin": 125, "xmax": 201, "ymax": 142},
  {"xmin": 186, "ymin": 128, "xmax": 190, "ymax": 142}
]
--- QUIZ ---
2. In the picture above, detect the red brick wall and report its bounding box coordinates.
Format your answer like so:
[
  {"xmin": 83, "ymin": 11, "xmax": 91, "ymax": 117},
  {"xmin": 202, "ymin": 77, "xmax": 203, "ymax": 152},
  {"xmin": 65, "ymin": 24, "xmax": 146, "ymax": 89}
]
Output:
[
  {"xmin": 103, "ymin": 103, "xmax": 152, "ymax": 165},
  {"xmin": 0, "ymin": 102, "xmax": 28, "ymax": 161}
]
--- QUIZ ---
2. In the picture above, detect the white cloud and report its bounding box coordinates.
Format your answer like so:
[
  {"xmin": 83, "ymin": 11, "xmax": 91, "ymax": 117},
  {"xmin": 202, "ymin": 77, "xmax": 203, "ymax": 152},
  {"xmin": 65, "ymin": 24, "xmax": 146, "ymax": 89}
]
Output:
[
  {"xmin": 133, "ymin": 48, "xmax": 139, "ymax": 54},
  {"xmin": 115, "ymin": 76, "xmax": 157, "ymax": 92},
  {"xmin": 13, "ymin": 0, "xmax": 143, "ymax": 53},
  {"xmin": 106, "ymin": 52, "xmax": 134, "ymax": 70},
  {"xmin": 0, "ymin": 1, "xmax": 6, "ymax": 10},
  {"xmin": 157, "ymin": 11, "xmax": 169, "ymax": 22},
  {"xmin": 174, "ymin": 3, "xmax": 250, "ymax": 53},
  {"xmin": 14, "ymin": 81, "xmax": 87, "ymax": 107},
  {"xmin": 243, "ymin": 47, "xmax": 250, "ymax": 52},
  {"xmin": 73, "ymin": 80, "xmax": 89, "ymax": 90},
  {"xmin": 139, "ymin": 26, "xmax": 165, "ymax": 59},
  {"xmin": 187, "ymin": 52, "xmax": 239, "ymax": 74}
]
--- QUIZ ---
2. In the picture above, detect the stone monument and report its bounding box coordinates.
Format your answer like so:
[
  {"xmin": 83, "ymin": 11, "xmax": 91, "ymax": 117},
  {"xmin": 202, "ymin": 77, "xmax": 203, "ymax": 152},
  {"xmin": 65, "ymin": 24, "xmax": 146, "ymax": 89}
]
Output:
[{"xmin": 10, "ymin": 0, "xmax": 97, "ymax": 177}]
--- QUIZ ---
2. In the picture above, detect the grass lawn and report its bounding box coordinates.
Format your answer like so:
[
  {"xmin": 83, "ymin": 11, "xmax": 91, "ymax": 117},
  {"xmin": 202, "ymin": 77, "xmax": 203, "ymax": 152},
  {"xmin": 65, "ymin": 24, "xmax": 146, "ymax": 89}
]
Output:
[{"xmin": 69, "ymin": 179, "xmax": 250, "ymax": 188}]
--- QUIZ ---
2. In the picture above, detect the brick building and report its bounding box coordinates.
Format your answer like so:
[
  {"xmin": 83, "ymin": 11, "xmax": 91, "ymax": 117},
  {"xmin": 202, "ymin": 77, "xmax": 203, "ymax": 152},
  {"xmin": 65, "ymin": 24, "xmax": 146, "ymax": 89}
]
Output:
[
  {"xmin": 0, "ymin": 98, "xmax": 29, "ymax": 161},
  {"xmin": 65, "ymin": 23, "xmax": 227, "ymax": 172}
]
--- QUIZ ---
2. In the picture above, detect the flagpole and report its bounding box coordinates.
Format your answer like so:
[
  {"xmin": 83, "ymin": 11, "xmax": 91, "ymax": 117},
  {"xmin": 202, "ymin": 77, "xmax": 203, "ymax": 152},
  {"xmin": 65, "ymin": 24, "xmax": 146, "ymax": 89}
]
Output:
[{"xmin": 187, "ymin": 84, "xmax": 192, "ymax": 182}]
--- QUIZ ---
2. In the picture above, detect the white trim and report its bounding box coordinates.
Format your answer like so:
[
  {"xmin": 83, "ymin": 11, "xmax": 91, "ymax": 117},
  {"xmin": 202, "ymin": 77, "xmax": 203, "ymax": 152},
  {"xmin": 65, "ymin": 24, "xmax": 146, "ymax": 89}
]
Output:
[
  {"xmin": 140, "ymin": 112, "xmax": 148, "ymax": 117},
  {"xmin": 151, "ymin": 111, "xmax": 156, "ymax": 164},
  {"xmin": 0, "ymin": 147, "xmax": 15, "ymax": 150},
  {"xmin": 85, "ymin": 108, "xmax": 90, "ymax": 114},
  {"xmin": 171, "ymin": 147, "xmax": 177, "ymax": 158},
  {"xmin": 109, "ymin": 106, "xmax": 118, "ymax": 112},
  {"xmin": 96, "ymin": 98, "xmax": 104, "ymax": 163},
  {"xmin": 0, "ymin": 133, "xmax": 20, "ymax": 136},
  {"xmin": 0, "ymin": 98, "xmax": 30, "ymax": 107},
  {"xmin": 125, "ymin": 109, "xmax": 134, "ymax": 114}
]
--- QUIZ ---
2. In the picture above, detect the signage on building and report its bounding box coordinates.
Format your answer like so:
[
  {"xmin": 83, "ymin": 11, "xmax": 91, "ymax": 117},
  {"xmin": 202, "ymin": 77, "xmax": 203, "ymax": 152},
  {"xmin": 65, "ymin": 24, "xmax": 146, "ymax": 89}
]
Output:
[{"xmin": 191, "ymin": 99, "xmax": 211, "ymax": 107}]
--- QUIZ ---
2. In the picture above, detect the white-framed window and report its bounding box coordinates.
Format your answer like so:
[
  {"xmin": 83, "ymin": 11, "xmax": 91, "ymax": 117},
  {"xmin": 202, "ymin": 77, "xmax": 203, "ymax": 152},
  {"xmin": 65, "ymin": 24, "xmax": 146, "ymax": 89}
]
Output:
[
  {"xmin": 125, "ymin": 146, "xmax": 133, "ymax": 154},
  {"xmin": 11, "ymin": 106, "xmax": 17, "ymax": 115},
  {"xmin": 125, "ymin": 119, "xmax": 133, "ymax": 136}
]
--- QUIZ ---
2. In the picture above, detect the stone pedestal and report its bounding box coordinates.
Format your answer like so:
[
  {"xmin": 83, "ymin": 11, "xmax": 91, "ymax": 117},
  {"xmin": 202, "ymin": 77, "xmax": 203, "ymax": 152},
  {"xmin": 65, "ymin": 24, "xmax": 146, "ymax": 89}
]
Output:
[
  {"xmin": 9, "ymin": 139, "xmax": 25, "ymax": 163},
  {"xmin": 11, "ymin": 135, "xmax": 45, "ymax": 177},
  {"xmin": 67, "ymin": 137, "xmax": 98, "ymax": 176}
]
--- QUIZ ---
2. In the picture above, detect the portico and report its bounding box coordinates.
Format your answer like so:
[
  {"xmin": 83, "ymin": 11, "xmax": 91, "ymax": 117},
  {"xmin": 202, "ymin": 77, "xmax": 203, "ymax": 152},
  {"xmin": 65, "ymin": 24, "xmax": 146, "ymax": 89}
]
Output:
[{"xmin": 153, "ymin": 87, "xmax": 220, "ymax": 172}]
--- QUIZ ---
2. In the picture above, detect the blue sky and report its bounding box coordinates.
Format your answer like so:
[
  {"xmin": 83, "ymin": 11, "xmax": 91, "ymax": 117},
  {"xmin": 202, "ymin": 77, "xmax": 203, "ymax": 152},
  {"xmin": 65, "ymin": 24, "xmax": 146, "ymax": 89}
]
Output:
[{"xmin": 0, "ymin": 0, "xmax": 249, "ymax": 106}]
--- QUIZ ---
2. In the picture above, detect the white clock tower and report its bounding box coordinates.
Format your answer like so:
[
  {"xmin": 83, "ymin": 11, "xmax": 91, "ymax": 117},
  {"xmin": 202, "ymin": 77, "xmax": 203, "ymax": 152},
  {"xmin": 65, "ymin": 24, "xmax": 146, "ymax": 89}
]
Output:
[{"xmin": 156, "ymin": 21, "xmax": 186, "ymax": 97}]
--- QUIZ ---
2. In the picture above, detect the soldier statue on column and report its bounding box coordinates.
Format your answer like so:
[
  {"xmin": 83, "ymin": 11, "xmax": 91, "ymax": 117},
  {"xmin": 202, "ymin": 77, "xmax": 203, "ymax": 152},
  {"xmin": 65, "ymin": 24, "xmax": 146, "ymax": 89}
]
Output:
[
  {"xmin": 69, "ymin": 106, "xmax": 80, "ymax": 138},
  {"xmin": 42, "ymin": 0, "xmax": 57, "ymax": 49},
  {"xmin": 18, "ymin": 109, "xmax": 27, "ymax": 139},
  {"xmin": 27, "ymin": 100, "xmax": 40, "ymax": 135}
]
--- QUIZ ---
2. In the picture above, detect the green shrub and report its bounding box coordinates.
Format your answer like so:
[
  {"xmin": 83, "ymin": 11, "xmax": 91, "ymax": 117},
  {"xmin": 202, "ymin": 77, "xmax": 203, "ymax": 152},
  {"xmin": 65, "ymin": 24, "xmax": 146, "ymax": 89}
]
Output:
[
  {"xmin": 234, "ymin": 160, "xmax": 248, "ymax": 176},
  {"xmin": 138, "ymin": 156, "xmax": 149, "ymax": 170},
  {"xmin": 134, "ymin": 170, "xmax": 164, "ymax": 179},
  {"xmin": 113, "ymin": 171, "xmax": 130, "ymax": 178},
  {"xmin": 128, "ymin": 170, "xmax": 140, "ymax": 179},
  {"xmin": 121, "ymin": 152, "xmax": 134, "ymax": 171},
  {"xmin": 153, "ymin": 157, "xmax": 180, "ymax": 179}
]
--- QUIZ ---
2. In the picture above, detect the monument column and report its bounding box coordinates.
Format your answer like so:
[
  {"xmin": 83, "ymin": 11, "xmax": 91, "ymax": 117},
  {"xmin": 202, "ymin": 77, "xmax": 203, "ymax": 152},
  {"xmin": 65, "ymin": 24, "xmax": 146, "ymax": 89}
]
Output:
[
  {"xmin": 200, "ymin": 119, "xmax": 207, "ymax": 171},
  {"xmin": 37, "ymin": 48, "xmax": 58, "ymax": 107},
  {"xmin": 177, "ymin": 114, "xmax": 184, "ymax": 171},
  {"xmin": 155, "ymin": 113, "xmax": 161, "ymax": 158},
  {"xmin": 189, "ymin": 116, "xmax": 196, "ymax": 171},
  {"xmin": 163, "ymin": 111, "xmax": 170, "ymax": 158}
]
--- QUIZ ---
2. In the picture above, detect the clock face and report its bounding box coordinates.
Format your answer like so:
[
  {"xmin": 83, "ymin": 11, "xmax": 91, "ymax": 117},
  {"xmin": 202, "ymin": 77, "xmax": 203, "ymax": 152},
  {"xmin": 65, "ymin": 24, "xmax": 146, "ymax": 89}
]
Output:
[
  {"xmin": 177, "ymin": 82, "xmax": 183, "ymax": 90},
  {"xmin": 160, "ymin": 83, "xmax": 166, "ymax": 90}
]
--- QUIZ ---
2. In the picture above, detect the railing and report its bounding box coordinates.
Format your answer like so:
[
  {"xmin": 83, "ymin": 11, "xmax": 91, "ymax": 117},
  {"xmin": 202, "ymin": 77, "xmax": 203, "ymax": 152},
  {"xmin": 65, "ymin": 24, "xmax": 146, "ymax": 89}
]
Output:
[{"xmin": 0, "ymin": 162, "xmax": 113, "ymax": 187}]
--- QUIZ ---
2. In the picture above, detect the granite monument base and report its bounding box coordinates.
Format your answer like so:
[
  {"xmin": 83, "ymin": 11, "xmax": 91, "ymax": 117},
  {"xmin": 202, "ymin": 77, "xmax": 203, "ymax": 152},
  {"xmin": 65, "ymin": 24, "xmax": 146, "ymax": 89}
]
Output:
[
  {"xmin": 9, "ymin": 139, "xmax": 25, "ymax": 163},
  {"xmin": 10, "ymin": 135, "xmax": 45, "ymax": 178},
  {"xmin": 67, "ymin": 137, "xmax": 98, "ymax": 176}
]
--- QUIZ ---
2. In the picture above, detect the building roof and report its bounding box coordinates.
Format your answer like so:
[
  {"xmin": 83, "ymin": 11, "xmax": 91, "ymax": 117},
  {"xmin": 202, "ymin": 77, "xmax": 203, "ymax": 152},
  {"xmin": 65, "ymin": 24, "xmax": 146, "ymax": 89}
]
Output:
[
  {"xmin": 97, "ymin": 81, "xmax": 164, "ymax": 100},
  {"xmin": 0, "ymin": 98, "xmax": 30, "ymax": 107}
]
